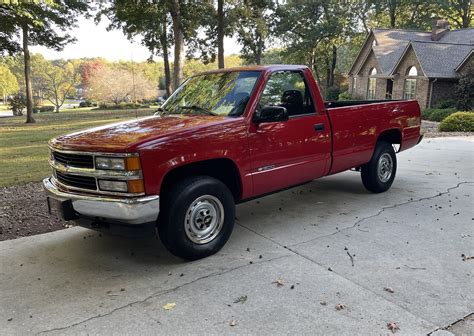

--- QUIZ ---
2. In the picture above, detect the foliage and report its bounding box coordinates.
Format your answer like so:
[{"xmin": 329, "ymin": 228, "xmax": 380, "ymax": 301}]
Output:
[
  {"xmin": 96, "ymin": 102, "xmax": 151, "ymax": 110},
  {"xmin": 0, "ymin": 1, "xmax": 88, "ymax": 123},
  {"xmin": 0, "ymin": 64, "xmax": 19, "ymax": 97},
  {"xmin": 79, "ymin": 100, "xmax": 96, "ymax": 108},
  {"xmin": 38, "ymin": 106, "xmax": 55, "ymax": 112},
  {"xmin": 234, "ymin": 0, "xmax": 274, "ymax": 65},
  {"xmin": 435, "ymin": 99, "xmax": 457, "ymax": 109},
  {"xmin": 338, "ymin": 91, "xmax": 352, "ymax": 101},
  {"xmin": 422, "ymin": 108, "xmax": 457, "ymax": 122},
  {"xmin": 439, "ymin": 112, "xmax": 474, "ymax": 132},
  {"xmin": 8, "ymin": 94, "xmax": 26, "ymax": 116},
  {"xmin": 455, "ymin": 67, "xmax": 474, "ymax": 111},
  {"xmin": 38, "ymin": 60, "xmax": 81, "ymax": 112},
  {"xmin": 326, "ymin": 86, "xmax": 341, "ymax": 101},
  {"xmin": 86, "ymin": 65, "xmax": 156, "ymax": 104}
]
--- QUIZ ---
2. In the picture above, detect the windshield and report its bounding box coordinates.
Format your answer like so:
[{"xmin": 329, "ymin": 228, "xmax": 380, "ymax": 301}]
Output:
[{"xmin": 160, "ymin": 71, "xmax": 261, "ymax": 117}]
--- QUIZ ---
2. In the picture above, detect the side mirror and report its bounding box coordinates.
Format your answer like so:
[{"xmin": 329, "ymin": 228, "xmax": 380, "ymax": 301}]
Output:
[{"xmin": 254, "ymin": 105, "xmax": 288, "ymax": 123}]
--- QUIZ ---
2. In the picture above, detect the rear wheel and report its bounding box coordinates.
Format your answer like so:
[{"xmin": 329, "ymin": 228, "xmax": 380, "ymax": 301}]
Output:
[
  {"xmin": 361, "ymin": 141, "xmax": 397, "ymax": 193},
  {"xmin": 158, "ymin": 176, "xmax": 235, "ymax": 260}
]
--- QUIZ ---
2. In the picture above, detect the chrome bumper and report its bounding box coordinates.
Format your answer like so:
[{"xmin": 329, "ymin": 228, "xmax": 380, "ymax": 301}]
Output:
[{"xmin": 43, "ymin": 177, "xmax": 160, "ymax": 225}]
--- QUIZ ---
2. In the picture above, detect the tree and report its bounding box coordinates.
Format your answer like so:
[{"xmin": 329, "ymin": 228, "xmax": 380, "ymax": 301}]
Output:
[
  {"xmin": 234, "ymin": 0, "xmax": 274, "ymax": 65},
  {"xmin": 441, "ymin": 0, "xmax": 473, "ymax": 29},
  {"xmin": 0, "ymin": 65, "xmax": 19, "ymax": 102},
  {"xmin": 0, "ymin": 1, "xmax": 88, "ymax": 123},
  {"xmin": 38, "ymin": 60, "xmax": 80, "ymax": 113},
  {"xmin": 455, "ymin": 67, "xmax": 474, "ymax": 111},
  {"xmin": 87, "ymin": 66, "xmax": 156, "ymax": 104},
  {"xmin": 97, "ymin": 0, "xmax": 173, "ymax": 96}
]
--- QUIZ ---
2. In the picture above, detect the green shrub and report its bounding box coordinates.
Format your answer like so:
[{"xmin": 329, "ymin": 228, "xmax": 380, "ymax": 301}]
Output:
[
  {"xmin": 455, "ymin": 68, "xmax": 473, "ymax": 111},
  {"xmin": 439, "ymin": 112, "xmax": 474, "ymax": 132},
  {"xmin": 95, "ymin": 102, "xmax": 150, "ymax": 110},
  {"xmin": 326, "ymin": 86, "xmax": 341, "ymax": 101},
  {"xmin": 8, "ymin": 94, "xmax": 26, "ymax": 116},
  {"xmin": 79, "ymin": 100, "xmax": 96, "ymax": 108},
  {"xmin": 39, "ymin": 106, "xmax": 55, "ymax": 112},
  {"xmin": 338, "ymin": 91, "xmax": 352, "ymax": 101},
  {"xmin": 435, "ymin": 100, "xmax": 456, "ymax": 109},
  {"xmin": 421, "ymin": 107, "xmax": 457, "ymax": 122}
]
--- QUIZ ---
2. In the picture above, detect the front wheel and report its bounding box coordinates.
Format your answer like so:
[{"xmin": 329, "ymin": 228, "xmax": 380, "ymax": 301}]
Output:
[
  {"xmin": 158, "ymin": 176, "xmax": 235, "ymax": 260},
  {"xmin": 361, "ymin": 141, "xmax": 397, "ymax": 193}
]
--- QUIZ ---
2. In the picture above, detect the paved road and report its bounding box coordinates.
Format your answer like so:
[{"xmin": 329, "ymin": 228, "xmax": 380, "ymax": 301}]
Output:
[{"xmin": 1, "ymin": 137, "xmax": 473, "ymax": 335}]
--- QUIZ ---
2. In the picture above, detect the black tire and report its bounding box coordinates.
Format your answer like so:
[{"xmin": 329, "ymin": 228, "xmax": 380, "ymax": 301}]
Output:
[
  {"xmin": 361, "ymin": 141, "xmax": 397, "ymax": 193},
  {"xmin": 157, "ymin": 176, "xmax": 235, "ymax": 260}
]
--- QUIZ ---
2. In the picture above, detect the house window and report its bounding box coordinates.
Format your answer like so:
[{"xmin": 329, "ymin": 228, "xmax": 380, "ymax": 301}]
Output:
[
  {"xmin": 367, "ymin": 67, "xmax": 377, "ymax": 99},
  {"xmin": 403, "ymin": 66, "xmax": 418, "ymax": 99}
]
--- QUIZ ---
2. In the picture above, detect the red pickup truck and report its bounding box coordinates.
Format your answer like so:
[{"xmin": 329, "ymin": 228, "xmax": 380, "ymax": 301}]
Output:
[{"xmin": 44, "ymin": 65, "xmax": 422, "ymax": 259}]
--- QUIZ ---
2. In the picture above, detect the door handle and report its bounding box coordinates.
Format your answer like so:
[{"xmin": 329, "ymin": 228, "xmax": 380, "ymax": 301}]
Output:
[{"xmin": 314, "ymin": 123, "xmax": 325, "ymax": 132}]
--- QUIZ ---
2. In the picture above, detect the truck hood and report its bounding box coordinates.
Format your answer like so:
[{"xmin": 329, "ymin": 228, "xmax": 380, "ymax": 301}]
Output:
[{"xmin": 50, "ymin": 115, "xmax": 228, "ymax": 152}]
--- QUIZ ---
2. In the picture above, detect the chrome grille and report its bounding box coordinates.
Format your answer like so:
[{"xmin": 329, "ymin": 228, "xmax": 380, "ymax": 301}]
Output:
[
  {"xmin": 53, "ymin": 151, "xmax": 94, "ymax": 169},
  {"xmin": 55, "ymin": 171, "xmax": 97, "ymax": 190}
]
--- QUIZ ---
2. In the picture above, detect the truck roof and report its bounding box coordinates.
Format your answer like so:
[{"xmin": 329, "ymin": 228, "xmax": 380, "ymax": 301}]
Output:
[{"xmin": 200, "ymin": 64, "xmax": 309, "ymax": 75}]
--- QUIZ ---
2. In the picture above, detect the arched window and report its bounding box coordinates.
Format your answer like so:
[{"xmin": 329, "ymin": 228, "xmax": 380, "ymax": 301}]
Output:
[
  {"xmin": 404, "ymin": 66, "xmax": 417, "ymax": 99},
  {"xmin": 407, "ymin": 66, "xmax": 418, "ymax": 76},
  {"xmin": 367, "ymin": 67, "xmax": 377, "ymax": 99}
]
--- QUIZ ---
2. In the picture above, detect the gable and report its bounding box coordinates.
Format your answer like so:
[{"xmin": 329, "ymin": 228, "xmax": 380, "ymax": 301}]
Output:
[
  {"xmin": 349, "ymin": 32, "xmax": 376, "ymax": 76},
  {"xmin": 391, "ymin": 43, "xmax": 426, "ymax": 78}
]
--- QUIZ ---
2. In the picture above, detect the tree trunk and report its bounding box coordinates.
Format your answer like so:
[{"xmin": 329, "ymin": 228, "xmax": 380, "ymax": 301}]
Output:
[
  {"xmin": 160, "ymin": 20, "xmax": 172, "ymax": 97},
  {"xmin": 255, "ymin": 35, "xmax": 263, "ymax": 65},
  {"xmin": 328, "ymin": 44, "xmax": 337, "ymax": 88},
  {"xmin": 169, "ymin": 0, "xmax": 185, "ymax": 90},
  {"xmin": 217, "ymin": 0, "xmax": 225, "ymax": 68},
  {"xmin": 389, "ymin": 0, "xmax": 397, "ymax": 28},
  {"xmin": 461, "ymin": 0, "xmax": 471, "ymax": 28},
  {"xmin": 22, "ymin": 24, "xmax": 35, "ymax": 123}
]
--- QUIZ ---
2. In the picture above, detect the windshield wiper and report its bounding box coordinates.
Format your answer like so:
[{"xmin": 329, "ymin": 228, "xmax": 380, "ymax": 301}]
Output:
[{"xmin": 178, "ymin": 105, "xmax": 217, "ymax": 116}]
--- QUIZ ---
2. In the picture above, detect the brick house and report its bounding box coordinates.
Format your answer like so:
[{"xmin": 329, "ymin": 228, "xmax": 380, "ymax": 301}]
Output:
[{"xmin": 348, "ymin": 20, "xmax": 473, "ymax": 109}]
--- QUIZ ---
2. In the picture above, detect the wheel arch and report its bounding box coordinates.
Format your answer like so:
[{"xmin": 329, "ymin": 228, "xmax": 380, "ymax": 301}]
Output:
[{"xmin": 160, "ymin": 158, "xmax": 243, "ymax": 201}]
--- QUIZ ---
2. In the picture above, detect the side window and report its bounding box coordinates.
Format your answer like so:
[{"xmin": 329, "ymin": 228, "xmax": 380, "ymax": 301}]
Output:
[{"xmin": 259, "ymin": 71, "xmax": 314, "ymax": 116}]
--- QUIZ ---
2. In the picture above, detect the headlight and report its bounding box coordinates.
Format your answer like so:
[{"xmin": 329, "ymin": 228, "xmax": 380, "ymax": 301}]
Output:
[
  {"xmin": 95, "ymin": 157, "xmax": 126, "ymax": 170},
  {"xmin": 95, "ymin": 156, "xmax": 141, "ymax": 171},
  {"xmin": 98, "ymin": 179, "xmax": 145, "ymax": 193}
]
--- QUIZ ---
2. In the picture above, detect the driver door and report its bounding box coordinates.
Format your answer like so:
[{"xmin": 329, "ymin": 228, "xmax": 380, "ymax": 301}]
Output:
[{"xmin": 248, "ymin": 71, "xmax": 331, "ymax": 196}]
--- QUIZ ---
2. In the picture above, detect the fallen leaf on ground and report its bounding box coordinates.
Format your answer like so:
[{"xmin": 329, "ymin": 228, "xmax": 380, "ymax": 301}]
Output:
[
  {"xmin": 384, "ymin": 287, "xmax": 395, "ymax": 293},
  {"xmin": 229, "ymin": 320, "xmax": 237, "ymax": 327},
  {"xmin": 335, "ymin": 303, "xmax": 346, "ymax": 311},
  {"xmin": 387, "ymin": 321, "xmax": 400, "ymax": 333},
  {"xmin": 273, "ymin": 278, "xmax": 284, "ymax": 287},
  {"xmin": 320, "ymin": 301, "xmax": 327, "ymax": 306},
  {"xmin": 461, "ymin": 254, "xmax": 473, "ymax": 261},
  {"xmin": 163, "ymin": 303, "xmax": 176, "ymax": 310},
  {"xmin": 233, "ymin": 295, "xmax": 247, "ymax": 304}
]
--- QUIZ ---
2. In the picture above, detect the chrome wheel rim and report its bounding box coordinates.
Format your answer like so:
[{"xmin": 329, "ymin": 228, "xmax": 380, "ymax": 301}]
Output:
[
  {"xmin": 378, "ymin": 153, "xmax": 393, "ymax": 183},
  {"xmin": 184, "ymin": 195, "xmax": 224, "ymax": 244}
]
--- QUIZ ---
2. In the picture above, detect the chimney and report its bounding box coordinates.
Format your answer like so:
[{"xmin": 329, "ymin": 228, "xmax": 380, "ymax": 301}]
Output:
[{"xmin": 431, "ymin": 19, "xmax": 450, "ymax": 41}]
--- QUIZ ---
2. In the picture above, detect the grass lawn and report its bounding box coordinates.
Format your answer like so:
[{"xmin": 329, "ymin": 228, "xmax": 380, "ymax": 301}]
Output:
[{"xmin": 0, "ymin": 108, "xmax": 156, "ymax": 187}]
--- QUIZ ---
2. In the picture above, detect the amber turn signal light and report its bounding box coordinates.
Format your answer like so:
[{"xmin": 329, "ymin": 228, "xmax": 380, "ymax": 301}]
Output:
[
  {"xmin": 127, "ymin": 179, "xmax": 145, "ymax": 193},
  {"xmin": 125, "ymin": 157, "xmax": 141, "ymax": 171}
]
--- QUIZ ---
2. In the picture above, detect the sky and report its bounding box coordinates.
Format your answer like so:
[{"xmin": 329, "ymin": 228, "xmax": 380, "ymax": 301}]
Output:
[{"xmin": 30, "ymin": 15, "xmax": 242, "ymax": 62}]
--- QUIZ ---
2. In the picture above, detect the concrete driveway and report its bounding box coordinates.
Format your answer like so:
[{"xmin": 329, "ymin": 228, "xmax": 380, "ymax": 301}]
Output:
[{"xmin": 1, "ymin": 137, "xmax": 473, "ymax": 335}]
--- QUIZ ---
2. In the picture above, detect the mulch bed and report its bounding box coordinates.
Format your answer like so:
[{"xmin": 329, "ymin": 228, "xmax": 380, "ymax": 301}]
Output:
[{"xmin": 0, "ymin": 182, "xmax": 69, "ymax": 241}]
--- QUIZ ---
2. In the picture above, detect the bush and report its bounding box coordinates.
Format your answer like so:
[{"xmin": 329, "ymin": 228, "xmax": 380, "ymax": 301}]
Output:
[
  {"xmin": 8, "ymin": 94, "xmax": 26, "ymax": 116},
  {"xmin": 95, "ymin": 102, "xmax": 150, "ymax": 110},
  {"xmin": 435, "ymin": 100, "xmax": 457, "ymax": 109},
  {"xmin": 39, "ymin": 106, "xmax": 55, "ymax": 112},
  {"xmin": 79, "ymin": 100, "xmax": 96, "ymax": 108},
  {"xmin": 326, "ymin": 86, "xmax": 341, "ymax": 101},
  {"xmin": 439, "ymin": 112, "xmax": 474, "ymax": 132},
  {"xmin": 338, "ymin": 91, "xmax": 352, "ymax": 101},
  {"xmin": 421, "ymin": 108, "xmax": 457, "ymax": 122}
]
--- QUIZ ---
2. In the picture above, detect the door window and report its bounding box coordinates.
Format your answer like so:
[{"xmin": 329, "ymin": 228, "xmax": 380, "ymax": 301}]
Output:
[{"xmin": 259, "ymin": 71, "xmax": 314, "ymax": 117}]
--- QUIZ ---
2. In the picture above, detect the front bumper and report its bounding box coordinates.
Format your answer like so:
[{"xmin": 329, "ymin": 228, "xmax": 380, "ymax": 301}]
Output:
[{"xmin": 43, "ymin": 177, "xmax": 160, "ymax": 225}]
